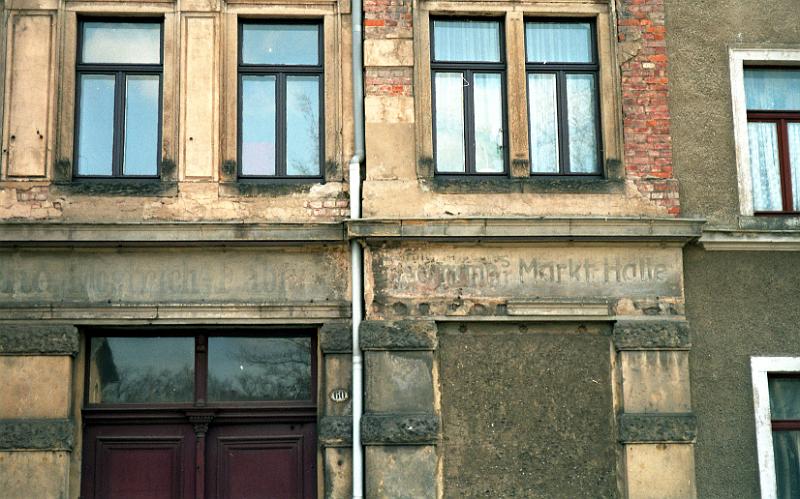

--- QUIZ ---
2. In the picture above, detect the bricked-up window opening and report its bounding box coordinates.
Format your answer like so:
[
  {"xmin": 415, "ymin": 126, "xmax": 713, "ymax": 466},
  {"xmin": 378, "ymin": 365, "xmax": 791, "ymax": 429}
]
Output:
[
  {"xmin": 74, "ymin": 20, "xmax": 163, "ymax": 178},
  {"xmin": 744, "ymin": 68, "xmax": 800, "ymax": 214},
  {"xmin": 526, "ymin": 20, "xmax": 602, "ymax": 175},
  {"xmin": 238, "ymin": 21, "xmax": 324, "ymax": 179},
  {"xmin": 431, "ymin": 18, "xmax": 508, "ymax": 175},
  {"xmin": 767, "ymin": 375, "xmax": 800, "ymax": 498}
]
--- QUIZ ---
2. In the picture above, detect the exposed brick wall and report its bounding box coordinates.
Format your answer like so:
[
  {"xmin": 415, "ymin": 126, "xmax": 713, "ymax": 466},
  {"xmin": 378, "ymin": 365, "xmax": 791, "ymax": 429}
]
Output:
[
  {"xmin": 617, "ymin": 0, "xmax": 680, "ymax": 215},
  {"xmin": 365, "ymin": 67, "xmax": 413, "ymax": 97},
  {"xmin": 363, "ymin": 0, "xmax": 412, "ymax": 39}
]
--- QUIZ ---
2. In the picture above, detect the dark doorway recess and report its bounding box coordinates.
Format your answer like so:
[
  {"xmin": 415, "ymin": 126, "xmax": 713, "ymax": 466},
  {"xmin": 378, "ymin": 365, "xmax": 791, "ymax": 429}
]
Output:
[{"xmin": 80, "ymin": 328, "xmax": 317, "ymax": 499}]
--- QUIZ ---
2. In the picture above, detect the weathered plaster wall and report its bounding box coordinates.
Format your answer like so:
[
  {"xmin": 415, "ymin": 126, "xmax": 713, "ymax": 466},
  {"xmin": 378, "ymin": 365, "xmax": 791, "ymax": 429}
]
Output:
[
  {"xmin": 684, "ymin": 247, "xmax": 800, "ymax": 498},
  {"xmin": 666, "ymin": 0, "xmax": 800, "ymax": 226}
]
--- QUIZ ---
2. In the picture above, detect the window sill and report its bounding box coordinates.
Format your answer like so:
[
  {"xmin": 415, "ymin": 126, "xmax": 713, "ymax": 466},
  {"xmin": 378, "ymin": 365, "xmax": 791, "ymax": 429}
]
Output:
[
  {"xmin": 52, "ymin": 179, "xmax": 178, "ymax": 197},
  {"xmin": 219, "ymin": 179, "xmax": 324, "ymax": 198},
  {"xmin": 424, "ymin": 175, "xmax": 624, "ymax": 194},
  {"xmin": 739, "ymin": 215, "xmax": 800, "ymax": 231}
]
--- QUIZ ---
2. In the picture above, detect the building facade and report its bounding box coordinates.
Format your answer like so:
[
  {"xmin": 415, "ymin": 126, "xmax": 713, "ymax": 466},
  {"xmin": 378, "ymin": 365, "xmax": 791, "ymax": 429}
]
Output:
[{"xmin": 0, "ymin": 0, "xmax": 715, "ymax": 497}]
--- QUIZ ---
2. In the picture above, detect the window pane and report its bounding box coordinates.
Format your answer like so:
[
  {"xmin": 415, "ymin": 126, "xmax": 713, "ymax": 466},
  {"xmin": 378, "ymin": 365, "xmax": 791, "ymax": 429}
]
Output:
[
  {"xmin": 566, "ymin": 73, "xmax": 600, "ymax": 173},
  {"xmin": 241, "ymin": 75, "xmax": 276, "ymax": 176},
  {"xmin": 789, "ymin": 123, "xmax": 800, "ymax": 211},
  {"xmin": 528, "ymin": 73, "xmax": 559, "ymax": 173},
  {"xmin": 748, "ymin": 122, "xmax": 783, "ymax": 211},
  {"xmin": 82, "ymin": 22, "xmax": 161, "ymax": 64},
  {"xmin": 208, "ymin": 337, "xmax": 312, "ymax": 401},
  {"xmin": 76, "ymin": 74, "xmax": 115, "ymax": 176},
  {"xmin": 286, "ymin": 75, "xmax": 321, "ymax": 176},
  {"xmin": 526, "ymin": 22, "xmax": 593, "ymax": 63},
  {"xmin": 89, "ymin": 337, "xmax": 194, "ymax": 404},
  {"xmin": 769, "ymin": 377, "xmax": 800, "ymax": 420},
  {"xmin": 241, "ymin": 24, "xmax": 319, "ymax": 65},
  {"xmin": 434, "ymin": 72, "xmax": 466, "ymax": 173},
  {"xmin": 745, "ymin": 69, "xmax": 800, "ymax": 111},
  {"xmin": 123, "ymin": 75, "xmax": 159, "ymax": 176},
  {"xmin": 773, "ymin": 431, "xmax": 800, "ymax": 499},
  {"xmin": 473, "ymin": 73, "xmax": 504, "ymax": 173},
  {"xmin": 432, "ymin": 20, "xmax": 501, "ymax": 62}
]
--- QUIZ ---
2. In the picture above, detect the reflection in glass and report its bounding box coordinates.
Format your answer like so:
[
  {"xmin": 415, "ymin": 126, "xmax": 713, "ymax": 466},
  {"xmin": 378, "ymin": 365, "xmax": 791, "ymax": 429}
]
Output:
[
  {"xmin": 773, "ymin": 431, "xmax": 800, "ymax": 499},
  {"xmin": 745, "ymin": 69, "xmax": 800, "ymax": 111},
  {"xmin": 748, "ymin": 122, "xmax": 783, "ymax": 211},
  {"xmin": 434, "ymin": 73, "xmax": 466, "ymax": 172},
  {"xmin": 89, "ymin": 337, "xmax": 194, "ymax": 404},
  {"xmin": 473, "ymin": 73, "xmax": 504, "ymax": 173},
  {"xmin": 76, "ymin": 75, "xmax": 115, "ymax": 176},
  {"xmin": 525, "ymin": 22, "xmax": 593, "ymax": 64},
  {"xmin": 432, "ymin": 20, "xmax": 501, "ymax": 63},
  {"xmin": 82, "ymin": 22, "xmax": 161, "ymax": 65},
  {"xmin": 123, "ymin": 75, "xmax": 160, "ymax": 176},
  {"xmin": 566, "ymin": 73, "xmax": 600, "ymax": 173},
  {"xmin": 528, "ymin": 73, "xmax": 559, "ymax": 173},
  {"xmin": 769, "ymin": 377, "xmax": 800, "ymax": 420},
  {"xmin": 788, "ymin": 123, "xmax": 800, "ymax": 211},
  {"xmin": 286, "ymin": 76, "xmax": 321, "ymax": 176},
  {"xmin": 242, "ymin": 24, "xmax": 319, "ymax": 65},
  {"xmin": 208, "ymin": 337, "xmax": 312, "ymax": 401},
  {"xmin": 241, "ymin": 75, "xmax": 277, "ymax": 175}
]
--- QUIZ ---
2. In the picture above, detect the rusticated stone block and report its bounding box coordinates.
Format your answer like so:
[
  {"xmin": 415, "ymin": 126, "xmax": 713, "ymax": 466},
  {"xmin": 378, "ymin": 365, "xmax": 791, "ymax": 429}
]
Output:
[
  {"xmin": 320, "ymin": 322, "xmax": 352, "ymax": 353},
  {"xmin": 0, "ymin": 420, "xmax": 74, "ymax": 451},
  {"xmin": 319, "ymin": 416, "xmax": 353, "ymax": 447},
  {"xmin": 614, "ymin": 319, "xmax": 690, "ymax": 350},
  {"xmin": 366, "ymin": 446, "xmax": 437, "ymax": 499},
  {"xmin": 619, "ymin": 413, "xmax": 697, "ymax": 443},
  {"xmin": 0, "ymin": 325, "xmax": 78, "ymax": 355},
  {"xmin": 360, "ymin": 320, "xmax": 437, "ymax": 351},
  {"xmin": 361, "ymin": 413, "xmax": 439, "ymax": 445}
]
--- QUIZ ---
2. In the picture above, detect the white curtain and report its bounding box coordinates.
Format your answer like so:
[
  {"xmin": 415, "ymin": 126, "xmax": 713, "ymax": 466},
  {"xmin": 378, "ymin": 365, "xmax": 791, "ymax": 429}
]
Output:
[
  {"xmin": 528, "ymin": 73, "xmax": 559, "ymax": 173},
  {"xmin": 473, "ymin": 73, "xmax": 504, "ymax": 173},
  {"xmin": 433, "ymin": 20, "xmax": 500, "ymax": 62},
  {"xmin": 567, "ymin": 74, "xmax": 600, "ymax": 173},
  {"xmin": 434, "ymin": 72, "xmax": 466, "ymax": 172},
  {"xmin": 788, "ymin": 123, "xmax": 800, "ymax": 211},
  {"xmin": 747, "ymin": 122, "xmax": 783, "ymax": 211},
  {"xmin": 525, "ymin": 22, "xmax": 592, "ymax": 64}
]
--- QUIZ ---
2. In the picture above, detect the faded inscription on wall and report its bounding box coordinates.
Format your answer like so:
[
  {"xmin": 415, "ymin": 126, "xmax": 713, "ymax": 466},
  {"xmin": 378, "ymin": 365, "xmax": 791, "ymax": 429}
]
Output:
[{"xmin": 0, "ymin": 247, "xmax": 348, "ymax": 306}]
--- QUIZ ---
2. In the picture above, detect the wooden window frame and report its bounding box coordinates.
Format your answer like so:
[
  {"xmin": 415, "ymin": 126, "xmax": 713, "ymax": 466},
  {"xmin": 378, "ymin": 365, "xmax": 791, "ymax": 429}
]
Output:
[
  {"xmin": 430, "ymin": 16, "xmax": 509, "ymax": 176},
  {"xmin": 74, "ymin": 18, "xmax": 164, "ymax": 180},
  {"xmin": 237, "ymin": 20, "xmax": 325, "ymax": 180},
  {"xmin": 525, "ymin": 18, "xmax": 602, "ymax": 176}
]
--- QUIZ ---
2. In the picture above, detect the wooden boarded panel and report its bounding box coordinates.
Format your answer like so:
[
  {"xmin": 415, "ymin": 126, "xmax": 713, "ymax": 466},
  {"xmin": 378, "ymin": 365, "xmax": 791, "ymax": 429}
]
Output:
[
  {"xmin": 181, "ymin": 16, "xmax": 217, "ymax": 179},
  {"xmin": 4, "ymin": 14, "xmax": 54, "ymax": 177}
]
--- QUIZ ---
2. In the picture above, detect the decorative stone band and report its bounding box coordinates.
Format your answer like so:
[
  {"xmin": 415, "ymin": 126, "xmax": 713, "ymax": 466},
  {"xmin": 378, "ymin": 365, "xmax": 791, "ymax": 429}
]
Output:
[
  {"xmin": 618, "ymin": 413, "xmax": 697, "ymax": 443},
  {"xmin": 320, "ymin": 322, "xmax": 353, "ymax": 353},
  {"xmin": 319, "ymin": 416, "xmax": 353, "ymax": 447},
  {"xmin": 0, "ymin": 324, "xmax": 79, "ymax": 355},
  {"xmin": 0, "ymin": 419, "xmax": 74, "ymax": 451},
  {"xmin": 613, "ymin": 319, "xmax": 690, "ymax": 351},
  {"xmin": 360, "ymin": 321, "xmax": 437, "ymax": 351},
  {"xmin": 361, "ymin": 413, "xmax": 440, "ymax": 445}
]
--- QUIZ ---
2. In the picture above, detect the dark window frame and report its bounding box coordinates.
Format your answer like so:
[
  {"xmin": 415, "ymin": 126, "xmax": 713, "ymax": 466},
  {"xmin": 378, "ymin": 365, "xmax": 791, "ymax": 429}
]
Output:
[
  {"xmin": 430, "ymin": 16, "xmax": 509, "ymax": 176},
  {"xmin": 74, "ymin": 18, "xmax": 164, "ymax": 180},
  {"xmin": 524, "ymin": 18, "xmax": 603, "ymax": 176},
  {"xmin": 237, "ymin": 20, "xmax": 325, "ymax": 180}
]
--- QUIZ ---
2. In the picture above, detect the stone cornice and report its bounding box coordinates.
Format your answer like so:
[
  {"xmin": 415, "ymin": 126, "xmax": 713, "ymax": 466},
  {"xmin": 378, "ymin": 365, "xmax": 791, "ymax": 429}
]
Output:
[{"xmin": 700, "ymin": 229, "xmax": 800, "ymax": 251}]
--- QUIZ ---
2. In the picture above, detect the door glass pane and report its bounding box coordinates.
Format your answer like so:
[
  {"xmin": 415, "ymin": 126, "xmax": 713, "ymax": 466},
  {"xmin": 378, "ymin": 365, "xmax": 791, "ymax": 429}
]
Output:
[
  {"xmin": 773, "ymin": 431, "xmax": 800, "ymax": 499},
  {"xmin": 473, "ymin": 73, "xmax": 504, "ymax": 173},
  {"xmin": 769, "ymin": 377, "xmax": 800, "ymax": 420},
  {"xmin": 241, "ymin": 24, "xmax": 319, "ymax": 65},
  {"xmin": 788, "ymin": 123, "xmax": 800, "ymax": 211},
  {"xmin": 76, "ymin": 75, "xmax": 115, "ymax": 176},
  {"xmin": 432, "ymin": 20, "xmax": 501, "ymax": 62},
  {"xmin": 88, "ymin": 337, "xmax": 194, "ymax": 404},
  {"xmin": 123, "ymin": 75, "xmax": 160, "ymax": 176},
  {"xmin": 748, "ymin": 122, "xmax": 783, "ymax": 211},
  {"xmin": 745, "ymin": 69, "xmax": 800, "ymax": 111},
  {"xmin": 82, "ymin": 22, "xmax": 161, "ymax": 64},
  {"xmin": 286, "ymin": 75, "xmax": 321, "ymax": 176},
  {"xmin": 566, "ymin": 73, "xmax": 600, "ymax": 173},
  {"xmin": 208, "ymin": 337, "xmax": 312, "ymax": 401},
  {"xmin": 241, "ymin": 75, "xmax": 277, "ymax": 176},
  {"xmin": 526, "ymin": 22, "xmax": 593, "ymax": 63},
  {"xmin": 528, "ymin": 73, "xmax": 559, "ymax": 173},
  {"xmin": 434, "ymin": 73, "xmax": 466, "ymax": 172}
]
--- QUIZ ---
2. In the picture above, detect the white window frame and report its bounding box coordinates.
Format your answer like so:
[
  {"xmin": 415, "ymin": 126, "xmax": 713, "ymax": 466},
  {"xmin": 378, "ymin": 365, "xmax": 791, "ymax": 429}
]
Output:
[
  {"xmin": 751, "ymin": 356, "xmax": 800, "ymax": 499},
  {"xmin": 730, "ymin": 48, "xmax": 800, "ymax": 216}
]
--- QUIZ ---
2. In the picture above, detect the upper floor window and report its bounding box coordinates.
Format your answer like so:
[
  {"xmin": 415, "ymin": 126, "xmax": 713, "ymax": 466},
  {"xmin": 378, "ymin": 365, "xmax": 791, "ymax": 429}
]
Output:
[
  {"xmin": 238, "ymin": 21, "xmax": 323, "ymax": 179},
  {"xmin": 744, "ymin": 68, "xmax": 800, "ymax": 214},
  {"xmin": 75, "ymin": 20, "xmax": 162, "ymax": 178},
  {"xmin": 526, "ymin": 20, "xmax": 601, "ymax": 175},
  {"xmin": 431, "ymin": 18, "xmax": 507, "ymax": 175}
]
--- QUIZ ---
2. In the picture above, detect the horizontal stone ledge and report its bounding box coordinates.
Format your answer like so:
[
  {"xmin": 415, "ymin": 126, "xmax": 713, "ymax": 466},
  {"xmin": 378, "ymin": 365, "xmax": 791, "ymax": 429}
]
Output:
[
  {"xmin": 320, "ymin": 322, "xmax": 353, "ymax": 353},
  {"xmin": 700, "ymin": 228, "xmax": 800, "ymax": 251},
  {"xmin": 361, "ymin": 413, "xmax": 440, "ymax": 445},
  {"xmin": 0, "ymin": 324, "xmax": 78, "ymax": 355},
  {"xmin": 613, "ymin": 319, "xmax": 690, "ymax": 350},
  {"xmin": 319, "ymin": 416, "xmax": 352, "ymax": 447},
  {"xmin": 619, "ymin": 413, "xmax": 696, "ymax": 443},
  {"xmin": 0, "ymin": 419, "xmax": 74, "ymax": 451},
  {"xmin": 360, "ymin": 321, "xmax": 438, "ymax": 351}
]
